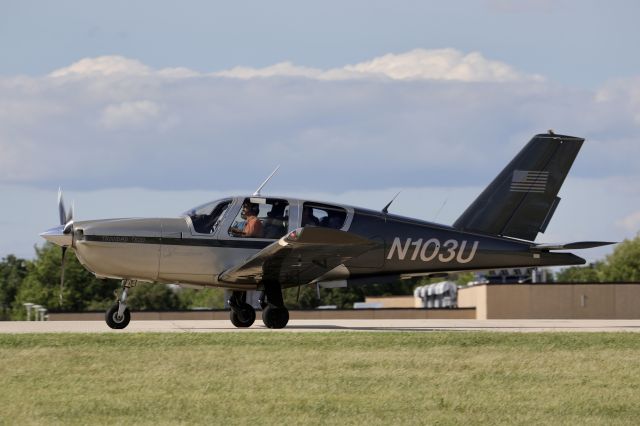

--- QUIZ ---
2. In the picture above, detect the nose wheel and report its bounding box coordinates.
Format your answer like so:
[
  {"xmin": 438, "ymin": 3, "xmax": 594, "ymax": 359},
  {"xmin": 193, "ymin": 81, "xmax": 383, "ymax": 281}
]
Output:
[
  {"xmin": 105, "ymin": 280, "xmax": 135, "ymax": 330},
  {"xmin": 106, "ymin": 303, "xmax": 130, "ymax": 329}
]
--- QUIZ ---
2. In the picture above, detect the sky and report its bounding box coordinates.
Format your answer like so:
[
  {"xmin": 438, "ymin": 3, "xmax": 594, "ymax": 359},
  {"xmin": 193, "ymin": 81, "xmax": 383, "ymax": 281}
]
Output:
[{"xmin": 1, "ymin": 0, "xmax": 639, "ymax": 264}]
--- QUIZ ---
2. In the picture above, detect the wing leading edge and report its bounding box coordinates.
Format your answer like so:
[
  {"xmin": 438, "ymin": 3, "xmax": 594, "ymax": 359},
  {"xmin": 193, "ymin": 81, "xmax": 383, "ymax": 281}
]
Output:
[{"xmin": 218, "ymin": 227, "xmax": 378, "ymax": 286}]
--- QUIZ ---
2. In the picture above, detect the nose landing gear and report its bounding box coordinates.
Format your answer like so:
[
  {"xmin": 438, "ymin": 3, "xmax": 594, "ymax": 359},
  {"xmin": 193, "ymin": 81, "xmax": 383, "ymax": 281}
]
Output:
[{"xmin": 105, "ymin": 279, "xmax": 136, "ymax": 330}]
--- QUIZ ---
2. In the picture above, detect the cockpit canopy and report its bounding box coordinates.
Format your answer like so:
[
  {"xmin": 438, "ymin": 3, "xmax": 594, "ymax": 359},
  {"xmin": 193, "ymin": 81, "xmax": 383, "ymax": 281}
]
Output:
[{"xmin": 183, "ymin": 196, "xmax": 351, "ymax": 239}]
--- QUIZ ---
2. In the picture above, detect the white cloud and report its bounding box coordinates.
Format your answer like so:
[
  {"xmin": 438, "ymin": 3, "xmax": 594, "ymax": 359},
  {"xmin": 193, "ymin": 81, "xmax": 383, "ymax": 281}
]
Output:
[
  {"xmin": 49, "ymin": 56, "xmax": 152, "ymax": 77},
  {"xmin": 49, "ymin": 55, "xmax": 200, "ymax": 79},
  {"xmin": 100, "ymin": 100, "xmax": 162, "ymax": 129},
  {"xmin": 214, "ymin": 62, "xmax": 322, "ymax": 79},
  {"xmin": 0, "ymin": 50, "xmax": 638, "ymax": 200},
  {"xmin": 213, "ymin": 48, "xmax": 542, "ymax": 82},
  {"xmin": 157, "ymin": 67, "xmax": 200, "ymax": 79},
  {"xmin": 44, "ymin": 49, "xmax": 542, "ymax": 85},
  {"xmin": 338, "ymin": 49, "xmax": 542, "ymax": 82}
]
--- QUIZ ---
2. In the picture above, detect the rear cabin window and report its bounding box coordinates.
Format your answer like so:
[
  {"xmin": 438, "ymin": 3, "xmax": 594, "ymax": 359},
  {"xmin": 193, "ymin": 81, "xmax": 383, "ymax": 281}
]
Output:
[
  {"xmin": 302, "ymin": 203, "xmax": 346, "ymax": 229},
  {"xmin": 187, "ymin": 199, "xmax": 232, "ymax": 234},
  {"xmin": 228, "ymin": 198, "xmax": 289, "ymax": 239}
]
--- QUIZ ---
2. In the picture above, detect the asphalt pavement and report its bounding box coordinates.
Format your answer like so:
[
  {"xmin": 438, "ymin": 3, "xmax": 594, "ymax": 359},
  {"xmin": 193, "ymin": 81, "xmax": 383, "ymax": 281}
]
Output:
[{"xmin": 2, "ymin": 319, "xmax": 640, "ymax": 333}]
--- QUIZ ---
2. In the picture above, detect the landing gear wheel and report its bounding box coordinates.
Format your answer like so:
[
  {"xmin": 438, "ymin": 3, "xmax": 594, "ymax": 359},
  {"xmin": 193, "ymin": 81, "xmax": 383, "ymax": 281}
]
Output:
[
  {"xmin": 106, "ymin": 303, "xmax": 131, "ymax": 329},
  {"xmin": 230, "ymin": 304, "xmax": 256, "ymax": 328},
  {"xmin": 262, "ymin": 305, "xmax": 289, "ymax": 329}
]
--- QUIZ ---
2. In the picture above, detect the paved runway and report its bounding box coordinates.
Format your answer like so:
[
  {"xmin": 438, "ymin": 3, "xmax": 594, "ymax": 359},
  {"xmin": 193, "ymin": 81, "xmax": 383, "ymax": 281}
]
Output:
[{"xmin": 2, "ymin": 319, "xmax": 640, "ymax": 333}]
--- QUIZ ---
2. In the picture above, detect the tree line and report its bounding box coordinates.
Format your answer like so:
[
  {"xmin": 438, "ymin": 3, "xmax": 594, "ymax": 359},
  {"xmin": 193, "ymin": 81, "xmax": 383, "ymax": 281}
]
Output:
[{"xmin": 1, "ymin": 234, "xmax": 639, "ymax": 319}]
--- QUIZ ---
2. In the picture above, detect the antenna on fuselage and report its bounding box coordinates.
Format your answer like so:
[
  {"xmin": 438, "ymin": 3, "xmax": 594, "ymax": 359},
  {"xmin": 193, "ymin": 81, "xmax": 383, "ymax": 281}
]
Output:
[
  {"xmin": 433, "ymin": 198, "xmax": 448, "ymax": 222},
  {"xmin": 253, "ymin": 165, "xmax": 280, "ymax": 196},
  {"xmin": 382, "ymin": 191, "xmax": 401, "ymax": 214}
]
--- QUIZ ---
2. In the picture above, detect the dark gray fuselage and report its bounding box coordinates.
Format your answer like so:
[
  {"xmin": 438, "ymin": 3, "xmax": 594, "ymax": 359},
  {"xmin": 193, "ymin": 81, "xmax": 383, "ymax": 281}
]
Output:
[{"xmin": 67, "ymin": 195, "xmax": 583, "ymax": 291}]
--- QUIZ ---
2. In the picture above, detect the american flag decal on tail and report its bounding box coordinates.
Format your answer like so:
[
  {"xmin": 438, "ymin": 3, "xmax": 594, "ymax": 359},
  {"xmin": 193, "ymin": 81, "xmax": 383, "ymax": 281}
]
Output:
[{"xmin": 510, "ymin": 170, "xmax": 549, "ymax": 193}]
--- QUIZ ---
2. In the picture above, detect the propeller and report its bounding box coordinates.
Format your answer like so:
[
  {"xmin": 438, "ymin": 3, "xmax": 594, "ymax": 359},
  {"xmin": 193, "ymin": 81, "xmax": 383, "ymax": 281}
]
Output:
[
  {"xmin": 57, "ymin": 188, "xmax": 74, "ymax": 307},
  {"xmin": 58, "ymin": 188, "xmax": 74, "ymax": 232}
]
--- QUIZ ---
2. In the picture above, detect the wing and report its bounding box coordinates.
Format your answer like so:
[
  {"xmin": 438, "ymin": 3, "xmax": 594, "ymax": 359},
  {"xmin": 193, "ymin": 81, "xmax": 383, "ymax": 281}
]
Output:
[{"xmin": 218, "ymin": 227, "xmax": 378, "ymax": 286}]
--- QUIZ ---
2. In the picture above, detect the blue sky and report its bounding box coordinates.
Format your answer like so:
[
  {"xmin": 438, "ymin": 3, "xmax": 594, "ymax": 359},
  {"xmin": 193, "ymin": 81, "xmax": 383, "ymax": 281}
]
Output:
[{"xmin": 1, "ymin": 1, "xmax": 639, "ymax": 262}]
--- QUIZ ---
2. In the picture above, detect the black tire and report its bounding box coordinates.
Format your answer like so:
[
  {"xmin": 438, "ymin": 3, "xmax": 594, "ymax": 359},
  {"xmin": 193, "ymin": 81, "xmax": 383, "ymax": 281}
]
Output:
[
  {"xmin": 262, "ymin": 305, "xmax": 289, "ymax": 329},
  {"xmin": 230, "ymin": 304, "xmax": 256, "ymax": 328},
  {"xmin": 105, "ymin": 304, "xmax": 131, "ymax": 329}
]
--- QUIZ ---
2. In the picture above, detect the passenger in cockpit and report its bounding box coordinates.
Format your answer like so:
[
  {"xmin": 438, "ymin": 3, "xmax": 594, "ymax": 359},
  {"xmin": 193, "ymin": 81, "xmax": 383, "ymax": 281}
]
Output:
[
  {"xmin": 301, "ymin": 206, "xmax": 319, "ymax": 227},
  {"xmin": 263, "ymin": 201, "xmax": 287, "ymax": 239}
]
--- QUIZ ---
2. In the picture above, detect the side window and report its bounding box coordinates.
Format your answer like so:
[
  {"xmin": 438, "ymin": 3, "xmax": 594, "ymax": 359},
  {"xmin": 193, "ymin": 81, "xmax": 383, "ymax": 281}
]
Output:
[
  {"xmin": 302, "ymin": 203, "xmax": 347, "ymax": 229},
  {"xmin": 228, "ymin": 198, "xmax": 289, "ymax": 239},
  {"xmin": 190, "ymin": 200, "xmax": 231, "ymax": 234}
]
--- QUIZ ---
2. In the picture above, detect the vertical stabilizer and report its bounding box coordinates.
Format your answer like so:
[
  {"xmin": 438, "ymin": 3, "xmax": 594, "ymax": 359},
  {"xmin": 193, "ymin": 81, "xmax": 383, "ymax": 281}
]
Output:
[{"xmin": 453, "ymin": 133, "xmax": 584, "ymax": 241}]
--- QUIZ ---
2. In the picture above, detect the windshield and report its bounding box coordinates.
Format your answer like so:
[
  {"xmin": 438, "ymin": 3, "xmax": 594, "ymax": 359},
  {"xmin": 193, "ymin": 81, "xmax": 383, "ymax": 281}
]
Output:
[{"xmin": 183, "ymin": 199, "xmax": 232, "ymax": 234}]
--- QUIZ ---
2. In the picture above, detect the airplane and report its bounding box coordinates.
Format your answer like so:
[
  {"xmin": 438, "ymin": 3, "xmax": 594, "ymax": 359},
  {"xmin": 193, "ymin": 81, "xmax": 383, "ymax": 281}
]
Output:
[{"xmin": 40, "ymin": 131, "xmax": 613, "ymax": 329}]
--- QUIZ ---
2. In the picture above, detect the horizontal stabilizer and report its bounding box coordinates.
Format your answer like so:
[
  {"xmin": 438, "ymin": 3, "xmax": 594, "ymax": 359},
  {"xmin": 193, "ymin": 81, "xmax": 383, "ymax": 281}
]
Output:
[{"xmin": 532, "ymin": 241, "xmax": 616, "ymax": 251}]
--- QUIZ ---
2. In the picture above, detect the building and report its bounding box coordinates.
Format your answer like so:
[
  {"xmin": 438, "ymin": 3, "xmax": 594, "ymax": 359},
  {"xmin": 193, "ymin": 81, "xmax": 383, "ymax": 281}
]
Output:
[
  {"xmin": 365, "ymin": 282, "xmax": 640, "ymax": 319},
  {"xmin": 458, "ymin": 283, "xmax": 640, "ymax": 319}
]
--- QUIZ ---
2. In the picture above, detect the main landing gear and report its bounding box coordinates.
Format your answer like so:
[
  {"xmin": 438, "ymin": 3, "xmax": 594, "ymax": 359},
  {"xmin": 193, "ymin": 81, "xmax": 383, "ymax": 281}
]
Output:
[
  {"xmin": 106, "ymin": 279, "xmax": 136, "ymax": 330},
  {"xmin": 227, "ymin": 291, "xmax": 256, "ymax": 328},
  {"xmin": 261, "ymin": 281, "xmax": 289, "ymax": 329},
  {"xmin": 229, "ymin": 282, "xmax": 289, "ymax": 329}
]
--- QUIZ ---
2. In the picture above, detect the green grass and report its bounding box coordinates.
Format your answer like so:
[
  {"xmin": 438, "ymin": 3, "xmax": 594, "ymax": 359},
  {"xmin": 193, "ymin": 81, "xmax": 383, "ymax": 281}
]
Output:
[{"xmin": 1, "ymin": 332, "xmax": 640, "ymax": 425}]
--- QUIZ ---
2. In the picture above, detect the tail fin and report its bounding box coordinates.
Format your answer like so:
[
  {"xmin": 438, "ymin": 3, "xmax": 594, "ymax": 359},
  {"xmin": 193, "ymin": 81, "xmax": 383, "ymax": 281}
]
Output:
[{"xmin": 453, "ymin": 132, "xmax": 584, "ymax": 241}]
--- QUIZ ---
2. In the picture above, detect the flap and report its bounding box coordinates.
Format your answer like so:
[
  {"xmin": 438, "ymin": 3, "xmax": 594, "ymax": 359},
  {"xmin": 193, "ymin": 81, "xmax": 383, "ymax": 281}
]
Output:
[{"xmin": 218, "ymin": 227, "xmax": 378, "ymax": 286}]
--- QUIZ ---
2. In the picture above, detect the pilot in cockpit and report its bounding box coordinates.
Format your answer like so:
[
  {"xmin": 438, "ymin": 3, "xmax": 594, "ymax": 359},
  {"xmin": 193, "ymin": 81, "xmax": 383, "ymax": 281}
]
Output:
[{"xmin": 230, "ymin": 202, "xmax": 263, "ymax": 238}]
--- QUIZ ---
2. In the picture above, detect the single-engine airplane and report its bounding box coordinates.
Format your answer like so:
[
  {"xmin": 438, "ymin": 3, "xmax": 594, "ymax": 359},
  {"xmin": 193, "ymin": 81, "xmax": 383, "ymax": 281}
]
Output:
[{"xmin": 41, "ymin": 132, "xmax": 613, "ymax": 329}]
